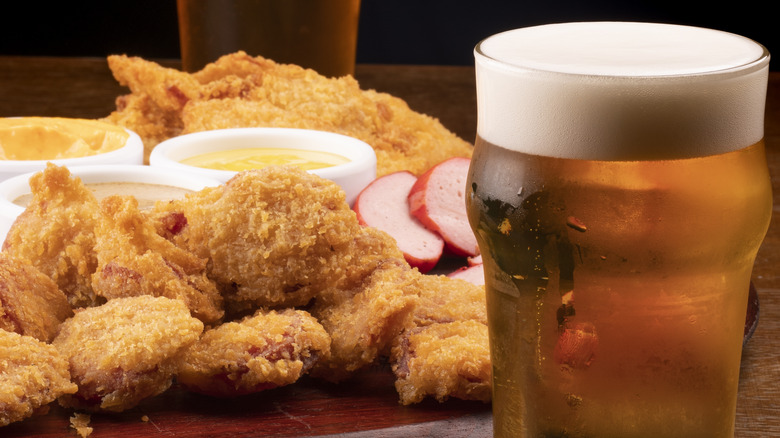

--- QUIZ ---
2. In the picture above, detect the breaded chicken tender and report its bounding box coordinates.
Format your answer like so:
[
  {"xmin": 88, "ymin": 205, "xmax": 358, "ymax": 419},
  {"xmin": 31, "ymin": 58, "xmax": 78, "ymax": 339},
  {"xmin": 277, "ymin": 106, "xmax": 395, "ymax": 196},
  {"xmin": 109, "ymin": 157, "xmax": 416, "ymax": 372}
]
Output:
[
  {"xmin": 91, "ymin": 195, "xmax": 223, "ymax": 325},
  {"xmin": 177, "ymin": 309, "xmax": 330, "ymax": 397},
  {"xmin": 103, "ymin": 52, "xmax": 473, "ymax": 175},
  {"xmin": 53, "ymin": 296, "xmax": 204, "ymax": 412},
  {"xmin": 0, "ymin": 329, "xmax": 77, "ymax": 427},
  {"xmin": 2, "ymin": 164, "xmax": 101, "ymax": 307},
  {"xmin": 391, "ymin": 320, "xmax": 491, "ymax": 405},
  {"xmin": 0, "ymin": 253, "xmax": 72, "ymax": 342},
  {"xmin": 155, "ymin": 166, "xmax": 402, "ymax": 314}
]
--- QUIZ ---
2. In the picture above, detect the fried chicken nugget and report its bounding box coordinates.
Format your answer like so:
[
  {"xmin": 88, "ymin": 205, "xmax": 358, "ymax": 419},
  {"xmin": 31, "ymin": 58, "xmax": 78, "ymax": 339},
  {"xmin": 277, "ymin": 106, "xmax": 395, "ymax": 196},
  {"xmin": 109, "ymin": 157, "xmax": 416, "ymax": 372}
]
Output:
[
  {"xmin": 391, "ymin": 320, "xmax": 491, "ymax": 405},
  {"xmin": 2, "ymin": 164, "xmax": 101, "ymax": 308},
  {"xmin": 0, "ymin": 253, "xmax": 72, "ymax": 342},
  {"xmin": 305, "ymin": 228, "xmax": 488, "ymax": 392},
  {"xmin": 104, "ymin": 52, "xmax": 473, "ymax": 175},
  {"xmin": 388, "ymin": 274, "xmax": 491, "ymax": 405},
  {"xmin": 156, "ymin": 166, "xmax": 401, "ymax": 313},
  {"xmin": 313, "ymin": 247, "xmax": 490, "ymax": 401},
  {"xmin": 91, "ymin": 195, "xmax": 224, "ymax": 325},
  {"xmin": 53, "ymin": 295, "xmax": 204, "ymax": 412},
  {"xmin": 310, "ymin": 259, "xmax": 419, "ymax": 381},
  {"xmin": 177, "ymin": 309, "xmax": 330, "ymax": 397},
  {"xmin": 0, "ymin": 329, "xmax": 77, "ymax": 427}
]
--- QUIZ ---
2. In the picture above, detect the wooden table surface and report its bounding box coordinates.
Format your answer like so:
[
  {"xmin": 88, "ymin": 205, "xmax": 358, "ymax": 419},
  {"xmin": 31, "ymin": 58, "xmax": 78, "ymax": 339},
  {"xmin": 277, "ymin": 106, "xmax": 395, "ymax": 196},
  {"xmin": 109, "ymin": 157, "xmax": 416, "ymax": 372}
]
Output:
[{"xmin": 0, "ymin": 56, "xmax": 778, "ymax": 437}]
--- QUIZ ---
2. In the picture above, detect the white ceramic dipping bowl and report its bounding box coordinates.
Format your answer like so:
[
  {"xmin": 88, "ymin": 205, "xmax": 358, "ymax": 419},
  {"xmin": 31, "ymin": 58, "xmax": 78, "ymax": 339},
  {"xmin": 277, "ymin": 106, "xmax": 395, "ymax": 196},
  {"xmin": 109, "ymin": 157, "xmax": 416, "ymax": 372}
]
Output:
[
  {"xmin": 0, "ymin": 164, "xmax": 222, "ymax": 244},
  {"xmin": 149, "ymin": 128, "xmax": 377, "ymax": 206},
  {"xmin": 0, "ymin": 128, "xmax": 144, "ymax": 182}
]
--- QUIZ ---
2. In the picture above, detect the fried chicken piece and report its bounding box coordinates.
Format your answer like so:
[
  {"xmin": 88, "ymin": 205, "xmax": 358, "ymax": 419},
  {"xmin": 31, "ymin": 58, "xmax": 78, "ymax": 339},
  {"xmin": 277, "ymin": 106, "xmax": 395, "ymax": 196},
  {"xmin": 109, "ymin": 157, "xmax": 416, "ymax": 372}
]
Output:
[
  {"xmin": 91, "ymin": 195, "xmax": 223, "ymax": 325},
  {"xmin": 177, "ymin": 309, "xmax": 330, "ymax": 397},
  {"xmin": 2, "ymin": 164, "xmax": 101, "ymax": 308},
  {"xmin": 0, "ymin": 329, "xmax": 78, "ymax": 427},
  {"xmin": 317, "ymin": 263, "xmax": 491, "ymax": 404},
  {"xmin": 0, "ymin": 253, "xmax": 72, "ymax": 342},
  {"xmin": 53, "ymin": 295, "xmax": 204, "ymax": 413},
  {"xmin": 107, "ymin": 53, "xmax": 201, "ymax": 113},
  {"xmin": 155, "ymin": 166, "xmax": 402, "ymax": 314},
  {"xmin": 103, "ymin": 51, "xmax": 473, "ymax": 174},
  {"xmin": 391, "ymin": 320, "xmax": 491, "ymax": 405},
  {"xmin": 313, "ymin": 247, "xmax": 489, "ymax": 401},
  {"xmin": 310, "ymin": 259, "xmax": 419, "ymax": 381},
  {"xmin": 387, "ymin": 274, "xmax": 491, "ymax": 404}
]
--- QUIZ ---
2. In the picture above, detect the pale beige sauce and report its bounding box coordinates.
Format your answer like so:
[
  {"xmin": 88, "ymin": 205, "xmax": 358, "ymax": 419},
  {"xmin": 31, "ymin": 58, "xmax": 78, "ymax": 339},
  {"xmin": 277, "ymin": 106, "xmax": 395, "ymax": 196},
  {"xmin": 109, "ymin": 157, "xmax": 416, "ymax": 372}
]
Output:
[{"xmin": 14, "ymin": 182, "xmax": 193, "ymax": 210}]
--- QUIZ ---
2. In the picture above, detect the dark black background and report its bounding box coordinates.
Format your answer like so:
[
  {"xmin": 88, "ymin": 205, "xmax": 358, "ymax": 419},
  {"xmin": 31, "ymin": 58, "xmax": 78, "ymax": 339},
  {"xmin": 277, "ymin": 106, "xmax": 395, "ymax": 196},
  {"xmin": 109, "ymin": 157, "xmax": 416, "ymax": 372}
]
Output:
[{"xmin": 0, "ymin": 1, "xmax": 775, "ymax": 69}]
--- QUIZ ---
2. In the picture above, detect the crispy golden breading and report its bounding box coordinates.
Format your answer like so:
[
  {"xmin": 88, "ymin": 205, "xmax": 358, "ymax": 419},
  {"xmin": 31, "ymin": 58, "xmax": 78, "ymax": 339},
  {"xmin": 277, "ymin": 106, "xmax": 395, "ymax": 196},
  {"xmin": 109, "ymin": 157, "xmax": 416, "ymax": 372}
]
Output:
[
  {"xmin": 0, "ymin": 329, "xmax": 77, "ymax": 427},
  {"xmin": 2, "ymin": 164, "xmax": 101, "ymax": 308},
  {"xmin": 108, "ymin": 54, "xmax": 201, "ymax": 113},
  {"xmin": 0, "ymin": 253, "xmax": 72, "ymax": 342},
  {"xmin": 386, "ymin": 274, "xmax": 491, "ymax": 404},
  {"xmin": 177, "ymin": 309, "xmax": 330, "ymax": 397},
  {"xmin": 404, "ymin": 274, "xmax": 487, "ymax": 327},
  {"xmin": 91, "ymin": 195, "xmax": 223, "ymax": 325},
  {"xmin": 53, "ymin": 296, "xmax": 204, "ymax": 412},
  {"xmin": 155, "ymin": 166, "xmax": 403, "ymax": 313},
  {"xmin": 391, "ymin": 320, "xmax": 491, "ymax": 405},
  {"xmin": 103, "ymin": 51, "xmax": 473, "ymax": 175},
  {"xmin": 310, "ymin": 259, "xmax": 419, "ymax": 381}
]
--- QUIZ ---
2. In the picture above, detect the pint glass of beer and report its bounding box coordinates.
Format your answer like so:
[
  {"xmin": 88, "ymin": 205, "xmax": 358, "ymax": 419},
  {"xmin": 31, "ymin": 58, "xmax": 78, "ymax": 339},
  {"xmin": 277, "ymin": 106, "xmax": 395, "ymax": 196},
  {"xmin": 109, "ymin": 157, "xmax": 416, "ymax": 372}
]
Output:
[{"xmin": 467, "ymin": 22, "xmax": 771, "ymax": 437}]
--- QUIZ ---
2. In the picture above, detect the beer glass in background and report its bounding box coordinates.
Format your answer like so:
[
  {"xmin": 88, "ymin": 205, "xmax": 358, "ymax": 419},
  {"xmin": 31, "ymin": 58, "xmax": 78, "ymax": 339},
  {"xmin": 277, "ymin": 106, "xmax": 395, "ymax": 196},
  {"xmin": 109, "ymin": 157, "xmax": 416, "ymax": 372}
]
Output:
[
  {"xmin": 176, "ymin": 0, "xmax": 361, "ymax": 76},
  {"xmin": 467, "ymin": 22, "xmax": 771, "ymax": 437}
]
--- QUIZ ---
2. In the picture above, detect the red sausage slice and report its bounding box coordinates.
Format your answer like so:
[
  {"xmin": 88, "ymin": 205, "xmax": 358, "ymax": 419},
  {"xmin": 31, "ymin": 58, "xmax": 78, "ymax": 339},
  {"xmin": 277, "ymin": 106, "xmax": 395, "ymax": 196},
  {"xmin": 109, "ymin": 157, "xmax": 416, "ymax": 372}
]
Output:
[{"xmin": 354, "ymin": 171, "xmax": 444, "ymax": 273}]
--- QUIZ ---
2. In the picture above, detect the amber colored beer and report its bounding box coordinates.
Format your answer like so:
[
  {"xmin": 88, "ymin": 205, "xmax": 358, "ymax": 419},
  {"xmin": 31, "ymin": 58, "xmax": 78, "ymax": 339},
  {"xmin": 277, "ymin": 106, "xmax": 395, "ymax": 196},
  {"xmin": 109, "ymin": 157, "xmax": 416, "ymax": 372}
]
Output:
[
  {"xmin": 468, "ymin": 140, "xmax": 771, "ymax": 437},
  {"xmin": 177, "ymin": 0, "xmax": 361, "ymax": 76},
  {"xmin": 469, "ymin": 23, "xmax": 771, "ymax": 437}
]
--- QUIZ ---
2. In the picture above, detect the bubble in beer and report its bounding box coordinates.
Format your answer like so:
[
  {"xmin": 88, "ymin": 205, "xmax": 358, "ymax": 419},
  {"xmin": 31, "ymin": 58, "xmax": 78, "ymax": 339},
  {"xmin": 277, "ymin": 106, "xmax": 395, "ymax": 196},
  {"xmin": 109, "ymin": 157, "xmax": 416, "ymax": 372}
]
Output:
[{"xmin": 474, "ymin": 22, "xmax": 770, "ymax": 160}]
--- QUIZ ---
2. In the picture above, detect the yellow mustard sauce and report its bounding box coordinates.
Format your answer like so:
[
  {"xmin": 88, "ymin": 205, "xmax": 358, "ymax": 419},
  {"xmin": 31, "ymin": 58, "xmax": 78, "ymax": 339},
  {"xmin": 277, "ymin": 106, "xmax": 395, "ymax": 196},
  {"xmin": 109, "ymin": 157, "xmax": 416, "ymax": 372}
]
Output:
[
  {"xmin": 180, "ymin": 148, "xmax": 350, "ymax": 171},
  {"xmin": 0, "ymin": 117, "xmax": 129, "ymax": 160}
]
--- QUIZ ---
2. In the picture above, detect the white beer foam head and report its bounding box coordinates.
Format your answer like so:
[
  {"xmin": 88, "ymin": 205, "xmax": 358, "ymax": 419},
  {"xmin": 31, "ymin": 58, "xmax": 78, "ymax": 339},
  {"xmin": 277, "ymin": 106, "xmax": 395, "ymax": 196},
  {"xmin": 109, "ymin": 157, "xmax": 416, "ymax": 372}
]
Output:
[{"xmin": 475, "ymin": 22, "xmax": 770, "ymax": 160}]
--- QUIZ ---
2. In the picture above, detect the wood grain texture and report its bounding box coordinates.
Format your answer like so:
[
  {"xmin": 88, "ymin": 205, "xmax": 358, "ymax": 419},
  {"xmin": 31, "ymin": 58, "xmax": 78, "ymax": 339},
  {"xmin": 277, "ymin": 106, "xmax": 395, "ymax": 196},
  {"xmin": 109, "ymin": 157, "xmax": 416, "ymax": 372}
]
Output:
[{"xmin": 0, "ymin": 57, "xmax": 777, "ymax": 437}]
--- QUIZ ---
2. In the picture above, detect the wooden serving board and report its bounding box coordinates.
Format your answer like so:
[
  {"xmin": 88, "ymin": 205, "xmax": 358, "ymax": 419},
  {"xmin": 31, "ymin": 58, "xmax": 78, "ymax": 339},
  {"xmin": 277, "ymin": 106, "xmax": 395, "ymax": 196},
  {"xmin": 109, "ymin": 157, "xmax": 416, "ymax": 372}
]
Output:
[{"xmin": 2, "ymin": 364, "xmax": 492, "ymax": 437}]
